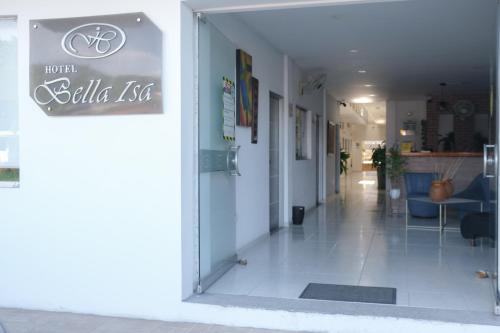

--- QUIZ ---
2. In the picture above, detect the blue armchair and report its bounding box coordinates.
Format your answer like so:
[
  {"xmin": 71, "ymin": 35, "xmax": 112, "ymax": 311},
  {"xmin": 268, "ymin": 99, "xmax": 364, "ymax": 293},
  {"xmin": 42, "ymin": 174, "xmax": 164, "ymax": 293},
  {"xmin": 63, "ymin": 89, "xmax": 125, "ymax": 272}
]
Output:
[
  {"xmin": 404, "ymin": 172, "xmax": 439, "ymax": 218},
  {"xmin": 452, "ymin": 174, "xmax": 491, "ymax": 216}
]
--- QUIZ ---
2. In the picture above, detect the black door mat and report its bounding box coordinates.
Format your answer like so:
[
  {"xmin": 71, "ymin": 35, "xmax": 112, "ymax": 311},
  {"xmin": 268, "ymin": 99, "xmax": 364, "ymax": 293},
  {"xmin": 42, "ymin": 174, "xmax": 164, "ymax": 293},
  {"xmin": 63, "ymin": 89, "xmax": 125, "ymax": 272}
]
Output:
[{"xmin": 299, "ymin": 283, "xmax": 396, "ymax": 305}]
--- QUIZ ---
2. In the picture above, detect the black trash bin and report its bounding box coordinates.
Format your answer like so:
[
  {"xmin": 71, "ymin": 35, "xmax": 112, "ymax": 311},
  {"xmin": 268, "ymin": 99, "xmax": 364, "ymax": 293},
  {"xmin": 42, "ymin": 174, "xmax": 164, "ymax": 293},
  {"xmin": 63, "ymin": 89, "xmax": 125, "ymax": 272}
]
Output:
[{"xmin": 292, "ymin": 206, "xmax": 305, "ymax": 225}]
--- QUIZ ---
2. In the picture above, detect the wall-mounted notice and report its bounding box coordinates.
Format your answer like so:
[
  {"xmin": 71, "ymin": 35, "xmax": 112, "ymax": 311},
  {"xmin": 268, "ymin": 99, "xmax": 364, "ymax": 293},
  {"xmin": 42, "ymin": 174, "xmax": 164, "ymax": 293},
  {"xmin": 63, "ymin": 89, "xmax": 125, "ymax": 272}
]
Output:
[
  {"xmin": 29, "ymin": 13, "xmax": 162, "ymax": 116},
  {"xmin": 223, "ymin": 77, "xmax": 236, "ymax": 141}
]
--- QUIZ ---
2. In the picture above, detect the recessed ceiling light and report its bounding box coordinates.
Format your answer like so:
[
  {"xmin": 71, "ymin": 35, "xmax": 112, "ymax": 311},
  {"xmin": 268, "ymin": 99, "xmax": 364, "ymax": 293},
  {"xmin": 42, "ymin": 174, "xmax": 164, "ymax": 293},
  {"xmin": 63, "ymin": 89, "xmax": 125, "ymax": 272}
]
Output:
[
  {"xmin": 352, "ymin": 97, "xmax": 373, "ymax": 104},
  {"xmin": 0, "ymin": 130, "xmax": 17, "ymax": 137},
  {"xmin": 364, "ymin": 84, "xmax": 373, "ymax": 87},
  {"xmin": 358, "ymin": 70, "xmax": 367, "ymax": 74},
  {"xmin": 369, "ymin": 94, "xmax": 376, "ymax": 97},
  {"xmin": 349, "ymin": 49, "xmax": 359, "ymax": 53}
]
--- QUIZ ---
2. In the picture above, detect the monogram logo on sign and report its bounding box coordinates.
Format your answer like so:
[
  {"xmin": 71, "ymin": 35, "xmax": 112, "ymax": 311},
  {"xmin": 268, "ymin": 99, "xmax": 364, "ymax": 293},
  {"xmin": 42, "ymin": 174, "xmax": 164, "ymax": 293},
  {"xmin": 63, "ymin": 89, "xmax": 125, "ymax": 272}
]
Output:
[{"xmin": 61, "ymin": 23, "xmax": 126, "ymax": 59}]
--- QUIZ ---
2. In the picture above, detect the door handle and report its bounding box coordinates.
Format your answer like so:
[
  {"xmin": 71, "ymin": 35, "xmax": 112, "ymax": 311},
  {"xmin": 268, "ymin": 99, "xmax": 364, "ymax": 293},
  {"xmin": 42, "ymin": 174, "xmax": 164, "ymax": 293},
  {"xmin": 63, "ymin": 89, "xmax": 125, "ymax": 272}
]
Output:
[
  {"xmin": 483, "ymin": 144, "xmax": 496, "ymax": 178},
  {"xmin": 227, "ymin": 145, "xmax": 241, "ymax": 176}
]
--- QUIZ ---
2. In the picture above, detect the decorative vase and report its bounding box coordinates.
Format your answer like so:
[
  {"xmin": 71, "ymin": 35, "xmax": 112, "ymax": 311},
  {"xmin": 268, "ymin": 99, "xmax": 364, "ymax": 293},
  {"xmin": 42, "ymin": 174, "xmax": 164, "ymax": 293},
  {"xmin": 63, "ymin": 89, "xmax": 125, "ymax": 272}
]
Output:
[
  {"xmin": 429, "ymin": 180, "xmax": 447, "ymax": 202},
  {"xmin": 389, "ymin": 188, "xmax": 401, "ymax": 200},
  {"xmin": 444, "ymin": 179, "xmax": 454, "ymax": 198}
]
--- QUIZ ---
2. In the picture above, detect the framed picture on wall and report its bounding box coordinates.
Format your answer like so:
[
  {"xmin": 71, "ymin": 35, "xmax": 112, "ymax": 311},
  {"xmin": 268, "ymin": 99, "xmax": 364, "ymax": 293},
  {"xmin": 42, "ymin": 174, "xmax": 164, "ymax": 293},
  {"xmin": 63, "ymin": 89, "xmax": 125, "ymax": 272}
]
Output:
[
  {"xmin": 236, "ymin": 49, "xmax": 253, "ymax": 127},
  {"xmin": 251, "ymin": 77, "xmax": 259, "ymax": 144}
]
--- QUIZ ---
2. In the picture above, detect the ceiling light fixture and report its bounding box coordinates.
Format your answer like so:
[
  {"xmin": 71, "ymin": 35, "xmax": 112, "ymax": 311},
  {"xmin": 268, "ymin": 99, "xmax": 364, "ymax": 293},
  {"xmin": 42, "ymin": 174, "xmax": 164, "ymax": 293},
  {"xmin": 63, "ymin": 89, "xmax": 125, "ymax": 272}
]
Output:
[
  {"xmin": 369, "ymin": 94, "xmax": 376, "ymax": 97},
  {"xmin": 349, "ymin": 49, "xmax": 359, "ymax": 53},
  {"xmin": 375, "ymin": 119, "xmax": 386, "ymax": 125},
  {"xmin": 358, "ymin": 70, "xmax": 367, "ymax": 74},
  {"xmin": 0, "ymin": 130, "xmax": 17, "ymax": 137},
  {"xmin": 352, "ymin": 97, "xmax": 373, "ymax": 104},
  {"xmin": 364, "ymin": 84, "xmax": 373, "ymax": 87}
]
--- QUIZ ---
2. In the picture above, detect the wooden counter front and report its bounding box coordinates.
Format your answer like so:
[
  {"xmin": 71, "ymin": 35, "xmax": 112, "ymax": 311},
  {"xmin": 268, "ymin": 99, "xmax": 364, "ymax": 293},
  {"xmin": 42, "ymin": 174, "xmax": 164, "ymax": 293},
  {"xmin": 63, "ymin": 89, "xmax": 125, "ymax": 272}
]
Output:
[{"xmin": 402, "ymin": 152, "xmax": 482, "ymax": 158}]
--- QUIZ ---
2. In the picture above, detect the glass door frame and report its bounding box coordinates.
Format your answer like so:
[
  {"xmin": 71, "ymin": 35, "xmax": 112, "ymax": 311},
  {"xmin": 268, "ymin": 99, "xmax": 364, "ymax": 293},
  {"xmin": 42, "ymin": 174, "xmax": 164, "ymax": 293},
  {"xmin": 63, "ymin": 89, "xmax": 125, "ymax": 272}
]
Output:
[{"xmin": 194, "ymin": 13, "xmax": 239, "ymax": 293}]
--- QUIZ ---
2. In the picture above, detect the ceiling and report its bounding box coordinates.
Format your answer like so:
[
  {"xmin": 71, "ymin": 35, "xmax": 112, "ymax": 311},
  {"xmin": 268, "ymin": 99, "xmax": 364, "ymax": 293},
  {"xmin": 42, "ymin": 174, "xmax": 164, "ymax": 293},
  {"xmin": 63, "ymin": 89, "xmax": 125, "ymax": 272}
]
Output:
[
  {"xmin": 215, "ymin": 0, "xmax": 497, "ymax": 102},
  {"xmin": 183, "ymin": 0, "xmax": 399, "ymax": 12},
  {"xmin": 364, "ymin": 102, "xmax": 386, "ymax": 123},
  {"xmin": 339, "ymin": 102, "xmax": 386, "ymax": 125}
]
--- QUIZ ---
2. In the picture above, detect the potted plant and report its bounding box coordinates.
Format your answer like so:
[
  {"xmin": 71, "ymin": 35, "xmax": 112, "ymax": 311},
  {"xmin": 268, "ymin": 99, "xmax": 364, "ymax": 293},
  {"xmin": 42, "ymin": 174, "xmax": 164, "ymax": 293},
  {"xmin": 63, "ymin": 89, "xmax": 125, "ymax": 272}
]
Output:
[
  {"xmin": 386, "ymin": 145, "xmax": 407, "ymax": 199},
  {"xmin": 371, "ymin": 143, "xmax": 386, "ymax": 190},
  {"xmin": 340, "ymin": 150, "xmax": 350, "ymax": 175}
]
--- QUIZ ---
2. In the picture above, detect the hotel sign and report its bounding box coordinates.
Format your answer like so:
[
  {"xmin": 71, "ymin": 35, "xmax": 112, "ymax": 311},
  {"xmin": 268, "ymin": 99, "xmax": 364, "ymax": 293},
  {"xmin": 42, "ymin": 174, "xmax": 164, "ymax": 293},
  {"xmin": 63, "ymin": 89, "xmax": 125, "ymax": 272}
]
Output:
[{"xmin": 29, "ymin": 13, "xmax": 162, "ymax": 116}]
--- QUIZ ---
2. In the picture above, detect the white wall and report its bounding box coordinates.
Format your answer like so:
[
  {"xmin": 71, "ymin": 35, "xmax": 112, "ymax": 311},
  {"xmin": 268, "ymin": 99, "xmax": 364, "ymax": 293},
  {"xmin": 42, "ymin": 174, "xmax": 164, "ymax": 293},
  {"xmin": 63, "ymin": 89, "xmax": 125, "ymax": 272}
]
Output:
[
  {"xmin": 210, "ymin": 14, "xmax": 325, "ymax": 241},
  {"xmin": 209, "ymin": 14, "xmax": 285, "ymax": 250},
  {"xmin": 289, "ymin": 60, "xmax": 325, "ymax": 211},
  {"xmin": 0, "ymin": 0, "xmax": 186, "ymax": 318}
]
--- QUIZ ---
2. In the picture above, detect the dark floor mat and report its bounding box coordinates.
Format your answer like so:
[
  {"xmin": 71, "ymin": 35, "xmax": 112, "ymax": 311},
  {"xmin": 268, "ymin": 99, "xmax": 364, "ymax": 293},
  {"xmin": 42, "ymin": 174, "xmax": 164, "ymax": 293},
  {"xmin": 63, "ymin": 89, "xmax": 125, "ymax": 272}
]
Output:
[{"xmin": 299, "ymin": 283, "xmax": 396, "ymax": 305}]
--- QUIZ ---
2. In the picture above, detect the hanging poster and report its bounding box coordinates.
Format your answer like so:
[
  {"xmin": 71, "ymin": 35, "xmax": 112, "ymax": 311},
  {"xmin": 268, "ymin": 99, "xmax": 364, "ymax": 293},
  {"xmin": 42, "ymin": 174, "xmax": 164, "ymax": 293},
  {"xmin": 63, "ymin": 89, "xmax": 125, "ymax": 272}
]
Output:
[
  {"xmin": 236, "ymin": 49, "xmax": 253, "ymax": 127},
  {"xmin": 251, "ymin": 77, "xmax": 259, "ymax": 144},
  {"xmin": 223, "ymin": 77, "xmax": 236, "ymax": 141}
]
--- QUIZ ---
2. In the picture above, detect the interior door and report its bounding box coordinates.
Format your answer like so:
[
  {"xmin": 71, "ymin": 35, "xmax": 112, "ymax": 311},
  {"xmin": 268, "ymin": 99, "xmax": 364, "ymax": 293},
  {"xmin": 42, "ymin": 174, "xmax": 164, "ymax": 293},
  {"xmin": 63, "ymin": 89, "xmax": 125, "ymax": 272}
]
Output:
[
  {"xmin": 197, "ymin": 16, "xmax": 238, "ymax": 292},
  {"xmin": 315, "ymin": 115, "xmax": 321, "ymax": 205},
  {"xmin": 269, "ymin": 93, "xmax": 280, "ymax": 232}
]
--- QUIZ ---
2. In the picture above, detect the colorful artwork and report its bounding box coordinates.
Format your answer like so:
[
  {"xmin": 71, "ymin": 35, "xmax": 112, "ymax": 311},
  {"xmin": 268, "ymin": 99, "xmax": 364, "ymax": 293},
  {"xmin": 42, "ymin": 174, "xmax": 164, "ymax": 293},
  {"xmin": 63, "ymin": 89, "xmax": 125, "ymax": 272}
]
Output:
[
  {"xmin": 251, "ymin": 77, "xmax": 259, "ymax": 143},
  {"xmin": 236, "ymin": 49, "xmax": 253, "ymax": 127}
]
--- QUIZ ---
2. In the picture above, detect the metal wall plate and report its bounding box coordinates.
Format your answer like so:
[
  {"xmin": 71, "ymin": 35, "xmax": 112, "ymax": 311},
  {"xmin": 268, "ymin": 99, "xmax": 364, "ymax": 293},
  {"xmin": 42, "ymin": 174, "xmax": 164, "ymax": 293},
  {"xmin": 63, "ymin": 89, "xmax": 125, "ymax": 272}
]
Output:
[
  {"xmin": 199, "ymin": 149, "xmax": 228, "ymax": 173},
  {"xmin": 29, "ymin": 13, "xmax": 162, "ymax": 116}
]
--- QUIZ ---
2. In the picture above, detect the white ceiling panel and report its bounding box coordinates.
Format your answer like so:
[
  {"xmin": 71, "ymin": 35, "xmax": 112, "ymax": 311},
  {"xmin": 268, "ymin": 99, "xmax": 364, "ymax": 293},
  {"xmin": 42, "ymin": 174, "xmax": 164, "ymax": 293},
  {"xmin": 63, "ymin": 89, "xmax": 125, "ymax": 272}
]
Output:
[{"xmin": 208, "ymin": 0, "xmax": 497, "ymax": 101}]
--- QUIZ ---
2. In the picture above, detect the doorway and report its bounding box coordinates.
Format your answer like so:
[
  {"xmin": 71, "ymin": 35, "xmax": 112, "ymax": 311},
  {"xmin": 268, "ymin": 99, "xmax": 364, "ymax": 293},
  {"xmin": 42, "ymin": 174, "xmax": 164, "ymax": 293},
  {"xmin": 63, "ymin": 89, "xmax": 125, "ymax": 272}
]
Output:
[
  {"xmin": 269, "ymin": 92, "xmax": 282, "ymax": 233},
  {"xmin": 315, "ymin": 114, "xmax": 322, "ymax": 206},
  {"xmin": 193, "ymin": 0, "xmax": 500, "ymax": 315}
]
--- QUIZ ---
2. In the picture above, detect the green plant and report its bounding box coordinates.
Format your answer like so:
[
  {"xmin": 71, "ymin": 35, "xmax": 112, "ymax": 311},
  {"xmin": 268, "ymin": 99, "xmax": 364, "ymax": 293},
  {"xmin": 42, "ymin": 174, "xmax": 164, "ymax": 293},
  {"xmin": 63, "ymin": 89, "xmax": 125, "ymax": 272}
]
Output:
[
  {"xmin": 340, "ymin": 150, "xmax": 350, "ymax": 175},
  {"xmin": 371, "ymin": 143, "xmax": 386, "ymax": 190},
  {"xmin": 371, "ymin": 143, "xmax": 386, "ymax": 173},
  {"xmin": 386, "ymin": 145, "xmax": 407, "ymax": 187},
  {"xmin": 0, "ymin": 168, "xmax": 19, "ymax": 182}
]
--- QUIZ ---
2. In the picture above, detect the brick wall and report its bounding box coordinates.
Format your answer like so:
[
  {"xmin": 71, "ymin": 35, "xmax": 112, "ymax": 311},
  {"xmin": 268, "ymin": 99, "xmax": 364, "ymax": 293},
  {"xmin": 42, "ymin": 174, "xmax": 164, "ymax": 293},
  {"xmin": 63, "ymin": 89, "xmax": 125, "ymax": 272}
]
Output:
[
  {"xmin": 426, "ymin": 94, "xmax": 490, "ymax": 152},
  {"xmin": 425, "ymin": 100, "xmax": 439, "ymax": 151}
]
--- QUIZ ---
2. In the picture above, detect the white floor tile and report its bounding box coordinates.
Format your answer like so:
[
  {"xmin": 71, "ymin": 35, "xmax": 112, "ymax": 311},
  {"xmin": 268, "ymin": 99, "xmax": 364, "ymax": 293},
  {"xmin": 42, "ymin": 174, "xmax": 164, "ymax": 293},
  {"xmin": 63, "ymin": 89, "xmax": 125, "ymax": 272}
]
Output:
[
  {"xmin": 408, "ymin": 291, "xmax": 469, "ymax": 310},
  {"xmin": 206, "ymin": 171, "xmax": 496, "ymax": 313}
]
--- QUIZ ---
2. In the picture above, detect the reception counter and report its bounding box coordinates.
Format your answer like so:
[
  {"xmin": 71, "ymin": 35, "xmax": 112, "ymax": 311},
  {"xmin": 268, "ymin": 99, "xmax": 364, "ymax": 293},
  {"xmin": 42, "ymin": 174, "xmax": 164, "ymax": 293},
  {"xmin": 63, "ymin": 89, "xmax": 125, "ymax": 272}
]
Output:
[{"xmin": 402, "ymin": 152, "xmax": 483, "ymax": 194}]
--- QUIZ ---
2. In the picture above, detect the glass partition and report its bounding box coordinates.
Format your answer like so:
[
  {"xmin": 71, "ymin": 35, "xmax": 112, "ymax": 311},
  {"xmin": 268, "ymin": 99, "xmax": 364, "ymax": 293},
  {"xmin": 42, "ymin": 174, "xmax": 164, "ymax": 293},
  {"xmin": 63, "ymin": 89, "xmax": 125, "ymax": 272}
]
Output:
[{"xmin": 0, "ymin": 17, "xmax": 19, "ymax": 187}]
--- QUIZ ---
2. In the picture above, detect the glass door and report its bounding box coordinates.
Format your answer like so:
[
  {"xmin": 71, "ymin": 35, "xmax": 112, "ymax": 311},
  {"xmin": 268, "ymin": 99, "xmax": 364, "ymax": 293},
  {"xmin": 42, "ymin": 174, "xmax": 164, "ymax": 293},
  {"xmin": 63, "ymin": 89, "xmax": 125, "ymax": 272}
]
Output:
[
  {"xmin": 197, "ymin": 16, "xmax": 239, "ymax": 292},
  {"xmin": 494, "ymin": 4, "xmax": 500, "ymax": 313}
]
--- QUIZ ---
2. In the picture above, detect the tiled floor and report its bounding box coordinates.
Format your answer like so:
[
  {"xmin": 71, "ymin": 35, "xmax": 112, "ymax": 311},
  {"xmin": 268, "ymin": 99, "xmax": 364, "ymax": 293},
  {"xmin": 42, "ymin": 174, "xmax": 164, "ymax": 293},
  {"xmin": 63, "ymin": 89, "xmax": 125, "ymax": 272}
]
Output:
[
  {"xmin": 207, "ymin": 171, "xmax": 497, "ymax": 312},
  {"xmin": 0, "ymin": 308, "xmax": 310, "ymax": 333}
]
